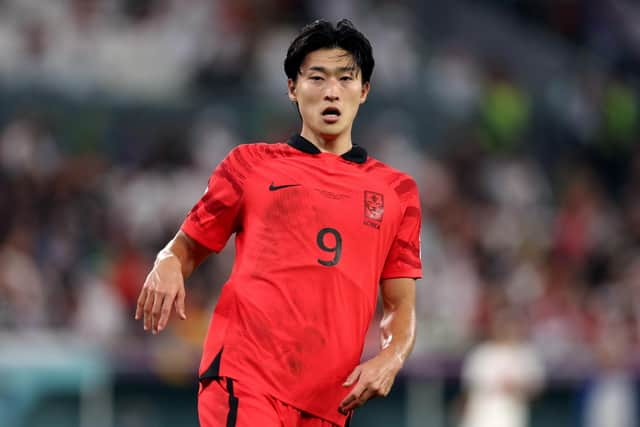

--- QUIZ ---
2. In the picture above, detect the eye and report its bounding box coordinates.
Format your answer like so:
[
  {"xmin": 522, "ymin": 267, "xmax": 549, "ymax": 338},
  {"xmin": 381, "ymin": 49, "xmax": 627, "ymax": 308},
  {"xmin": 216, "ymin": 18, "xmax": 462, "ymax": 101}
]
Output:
[
  {"xmin": 340, "ymin": 76, "xmax": 354, "ymax": 81},
  {"xmin": 310, "ymin": 76, "xmax": 324, "ymax": 81}
]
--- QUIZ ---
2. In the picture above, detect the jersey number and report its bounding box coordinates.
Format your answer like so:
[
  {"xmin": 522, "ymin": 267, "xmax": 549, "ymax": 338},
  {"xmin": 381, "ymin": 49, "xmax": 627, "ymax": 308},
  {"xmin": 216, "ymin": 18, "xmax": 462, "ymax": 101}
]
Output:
[{"xmin": 316, "ymin": 228, "xmax": 342, "ymax": 266}]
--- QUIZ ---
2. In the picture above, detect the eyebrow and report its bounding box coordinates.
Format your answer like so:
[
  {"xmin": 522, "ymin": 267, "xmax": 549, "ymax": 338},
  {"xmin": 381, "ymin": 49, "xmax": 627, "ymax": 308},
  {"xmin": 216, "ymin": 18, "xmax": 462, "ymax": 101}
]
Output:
[{"xmin": 307, "ymin": 66, "xmax": 357, "ymax": 74}]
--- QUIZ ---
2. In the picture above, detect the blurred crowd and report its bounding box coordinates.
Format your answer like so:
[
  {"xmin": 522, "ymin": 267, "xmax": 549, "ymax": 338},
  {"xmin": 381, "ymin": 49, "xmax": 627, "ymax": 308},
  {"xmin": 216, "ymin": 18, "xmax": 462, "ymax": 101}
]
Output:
[
  {"xmin": 0, "ymin": 0, "xmax": 639, "ymax": 386},
  {"xmin": 0, "ymin": 0, "xmax": 420, "ymax": 99}
]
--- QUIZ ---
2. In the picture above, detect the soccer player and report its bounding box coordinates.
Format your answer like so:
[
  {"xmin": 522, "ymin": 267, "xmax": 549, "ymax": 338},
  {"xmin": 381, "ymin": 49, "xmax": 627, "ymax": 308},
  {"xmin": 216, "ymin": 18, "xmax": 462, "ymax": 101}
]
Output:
[{"xmin": 135, "ymin": 19, "xmax": 422, "ymax": 427}]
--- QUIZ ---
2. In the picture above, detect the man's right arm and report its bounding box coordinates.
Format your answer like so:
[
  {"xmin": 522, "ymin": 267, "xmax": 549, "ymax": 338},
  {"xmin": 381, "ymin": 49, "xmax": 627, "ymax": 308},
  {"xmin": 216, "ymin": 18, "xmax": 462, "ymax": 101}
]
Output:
[{"xmin": 134, "ymin": 230, "xmax": 212, "ymax": 335}]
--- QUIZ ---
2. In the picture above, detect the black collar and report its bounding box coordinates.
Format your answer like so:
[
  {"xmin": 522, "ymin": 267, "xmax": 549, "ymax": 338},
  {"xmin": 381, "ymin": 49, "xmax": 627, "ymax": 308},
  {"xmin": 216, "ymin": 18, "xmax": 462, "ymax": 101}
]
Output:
[{"xmin": 287, "ymin": 134, "xmax": 368, "ymax": 164}]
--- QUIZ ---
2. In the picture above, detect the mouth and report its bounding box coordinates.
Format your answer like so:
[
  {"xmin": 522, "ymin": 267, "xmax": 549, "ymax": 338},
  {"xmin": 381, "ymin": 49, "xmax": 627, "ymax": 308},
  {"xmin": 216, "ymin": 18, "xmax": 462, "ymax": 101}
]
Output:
[{"xmin": 322, "ymin": 107, "xmax": 341, "ymax": 123}]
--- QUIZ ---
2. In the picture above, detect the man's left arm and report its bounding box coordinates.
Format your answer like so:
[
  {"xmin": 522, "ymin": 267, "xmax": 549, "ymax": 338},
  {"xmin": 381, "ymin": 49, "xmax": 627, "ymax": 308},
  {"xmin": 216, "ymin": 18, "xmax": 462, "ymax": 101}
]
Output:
[{"xmin": 339, "ymin": 277, "xmax": 416, "ymax": 414}]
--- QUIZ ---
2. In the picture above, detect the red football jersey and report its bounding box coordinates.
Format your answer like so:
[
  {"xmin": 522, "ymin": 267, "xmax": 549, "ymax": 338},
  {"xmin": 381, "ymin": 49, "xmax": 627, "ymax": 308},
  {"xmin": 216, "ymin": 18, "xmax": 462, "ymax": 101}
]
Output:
[{"xmin": 181, "ymin": 135, "xmax": 422, "ymax": 425}]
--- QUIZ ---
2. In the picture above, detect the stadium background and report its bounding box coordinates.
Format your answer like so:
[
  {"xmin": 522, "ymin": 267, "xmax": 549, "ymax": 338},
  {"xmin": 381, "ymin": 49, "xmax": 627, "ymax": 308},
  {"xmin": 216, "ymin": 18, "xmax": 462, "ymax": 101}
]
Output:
[{"xmin": 0, "ymin": 0, "xmax": 639, "ymax": 426}]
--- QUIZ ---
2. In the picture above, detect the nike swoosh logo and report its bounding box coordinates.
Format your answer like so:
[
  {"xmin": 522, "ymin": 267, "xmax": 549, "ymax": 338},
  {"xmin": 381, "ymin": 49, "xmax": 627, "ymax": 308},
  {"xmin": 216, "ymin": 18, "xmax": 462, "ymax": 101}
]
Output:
[{"xmin": 269, "ymin": 182, "xmax": 301, "ymax": 191}]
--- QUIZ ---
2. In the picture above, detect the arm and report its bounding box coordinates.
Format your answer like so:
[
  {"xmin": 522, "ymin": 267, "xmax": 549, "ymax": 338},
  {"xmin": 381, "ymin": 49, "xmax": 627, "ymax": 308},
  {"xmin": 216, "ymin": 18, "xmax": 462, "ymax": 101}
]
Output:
[
  {"xmin": 134, "ymin": 230, "xmax": 212, "ymax": 334},
  {"xmin": 339, "ymin": 277, "xmax": 416, "ymax": 414},
  {"xmin": 378, "ymin": 277, "xmax": 417, "ymax": 365}
]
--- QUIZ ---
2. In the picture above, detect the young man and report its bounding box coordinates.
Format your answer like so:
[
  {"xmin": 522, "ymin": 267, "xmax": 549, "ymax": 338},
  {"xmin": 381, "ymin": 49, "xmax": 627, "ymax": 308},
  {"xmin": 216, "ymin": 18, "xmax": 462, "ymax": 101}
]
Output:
[{"xmin": 135, "ymin": 19, "xmax": 422, "ymax": 427}]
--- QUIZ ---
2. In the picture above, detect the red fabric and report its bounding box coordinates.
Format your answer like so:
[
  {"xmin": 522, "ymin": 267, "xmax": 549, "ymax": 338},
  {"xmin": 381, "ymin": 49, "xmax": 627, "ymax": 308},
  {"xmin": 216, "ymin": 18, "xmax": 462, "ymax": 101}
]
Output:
[
  {"xmin": 198, "ymin": 377, "xmax": 340, "ymax": 427},
  {"xmin": 182, "ymin": 141, "xmax": 422, "ymax": 425}
]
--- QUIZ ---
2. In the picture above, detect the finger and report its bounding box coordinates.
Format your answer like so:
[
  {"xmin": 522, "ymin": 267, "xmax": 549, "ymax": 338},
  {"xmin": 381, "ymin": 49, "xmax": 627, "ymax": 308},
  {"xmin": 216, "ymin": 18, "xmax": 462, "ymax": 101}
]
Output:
[
  {"xmin": 143, "ymin": 289, "xmax": 155, "ymax": 331},
  {"xmin": 338, "ymin": 404, "xmax": 355, "ymax": 416},
  {"xmin": 379, "ymin": 379, "xmax": 394, "ymax": 397},
  {"xmin": 158, "ymin": 291, "xmax": 176, "ymax": 332},
  {"xmin": 358, "ymin": 387, "xmax": 377, "ymax": 404},
  {"xmin": 175, "ymin": 287, "xmax": 186, "ymax": 320},
  {"xmin": 343, "ymin": 365, "xmax": 362, "ymax": 386},
  {"xmin": 340, "ymin": 382, "xmax": 365, "ymax": 409},
  {"xmin": 338, "ymin": 394, "xmax": 356, "ymax": 414},
  {"xmin": 340, "ymin": 390, "xmax": 357, "ymax": 409},
  {"xmin": 380, "ymin": 385, "xmax": 391, "ymax": 397},
  {"xmin": 363, "ymin": 378, "xmax": 391, "ymax": 400},
  {"xmin": 341, "ymin": 388, "xmax": 368, "ymax": 412},
  {"xmin": 151, "ymin": 292, "xmax": 165, "ymax": 334},
  {"xmin": 135, "ymin": 288, "xmax": 148, "ymax": 320}
]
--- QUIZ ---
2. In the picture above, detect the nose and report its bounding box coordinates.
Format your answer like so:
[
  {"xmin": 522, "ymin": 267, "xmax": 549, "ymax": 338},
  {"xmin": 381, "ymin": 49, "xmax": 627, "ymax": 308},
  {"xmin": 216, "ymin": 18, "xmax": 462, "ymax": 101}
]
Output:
[{"xmin": 324, "ymin": 79, "xmax": 340, "ymax": 102}]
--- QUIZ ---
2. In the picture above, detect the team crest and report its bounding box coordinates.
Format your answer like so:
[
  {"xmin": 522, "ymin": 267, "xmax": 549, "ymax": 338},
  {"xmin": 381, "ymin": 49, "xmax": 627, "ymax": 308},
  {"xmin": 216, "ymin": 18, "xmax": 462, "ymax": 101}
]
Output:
[{"xmin": 364, "ymin": 191, "xmax": 384, "ymax": 229}]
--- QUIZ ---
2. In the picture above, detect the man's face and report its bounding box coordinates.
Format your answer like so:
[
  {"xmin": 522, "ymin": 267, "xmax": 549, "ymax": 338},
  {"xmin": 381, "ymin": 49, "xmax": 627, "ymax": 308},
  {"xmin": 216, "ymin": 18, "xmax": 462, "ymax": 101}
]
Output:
[{"xmin": 288, "ymin": 48, "xmax": 370, "ymax": 141}]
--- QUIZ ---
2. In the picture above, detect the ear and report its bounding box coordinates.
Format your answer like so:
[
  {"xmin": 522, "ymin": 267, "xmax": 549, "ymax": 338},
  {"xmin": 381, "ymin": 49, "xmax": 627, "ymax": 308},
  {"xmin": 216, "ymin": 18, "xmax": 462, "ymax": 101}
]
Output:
[
  {"xmin": 360, "ymin": 81, "xmax": 370, "ymax": 104},
  {"xmin": 287, "ymin": 78, "xmax": 297, "ymax": 102}
]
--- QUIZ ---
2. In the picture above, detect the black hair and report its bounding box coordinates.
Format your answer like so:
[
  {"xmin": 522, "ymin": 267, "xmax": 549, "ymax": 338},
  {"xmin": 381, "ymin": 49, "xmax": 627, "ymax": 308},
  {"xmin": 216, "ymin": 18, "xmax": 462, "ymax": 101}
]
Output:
[{"xmin": 284, "ymin": 19, "xmax": 375, "ymax": 84}]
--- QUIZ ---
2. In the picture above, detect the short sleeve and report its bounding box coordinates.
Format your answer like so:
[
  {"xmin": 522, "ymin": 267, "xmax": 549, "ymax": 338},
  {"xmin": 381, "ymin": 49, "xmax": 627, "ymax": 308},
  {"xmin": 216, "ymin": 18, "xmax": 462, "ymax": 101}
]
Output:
[
  {"xmin": 381, "ymin": 177, "xmax": 423, "ymax": 279},
  {"xmin": 181, "ymin": 146, "xmax": 249, "ymax": 252}
]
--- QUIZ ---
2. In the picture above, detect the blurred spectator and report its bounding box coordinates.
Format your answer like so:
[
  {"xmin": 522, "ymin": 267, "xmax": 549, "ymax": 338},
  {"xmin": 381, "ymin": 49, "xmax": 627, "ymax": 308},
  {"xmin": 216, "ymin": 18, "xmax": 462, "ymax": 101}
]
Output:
[
  {"xmin": 601, "ymin": 79, "xmax": 638, "ymax": 147},
  {"xmin": 362, "ymin": 4, "xmax": 419, "ymax": 94},
  {"xmin": 480, "ymin": 68, "xmax": 531, "ymax": 152},
  {"xmin": 581, "ymin": 318, "xmax": 638, "ymax": 427},
  {"xmin": 459, "ymin": 307, "xmax": 545, "ymax": 427},
  {"xmin": 425, "ymin": 44, "xmax": 483, "ymax": 120},
  {"xmin": 0, "ymin": 114, "xmax": 61, "ymax": 180},
  {"xmin": 0, "ymin": 224, "xmax": 46, "ymax": 329},
  {"xmin": 73, "ymin": 268, "xmax": 127, "ymax": 343}
]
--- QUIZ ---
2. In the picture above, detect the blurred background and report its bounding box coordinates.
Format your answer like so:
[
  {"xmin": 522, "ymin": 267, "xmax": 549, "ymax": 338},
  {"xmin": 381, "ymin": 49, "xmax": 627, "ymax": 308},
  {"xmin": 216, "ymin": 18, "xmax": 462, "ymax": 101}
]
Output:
[{"xmin": 1, "ymin": 0, "xmax": 639, "ymax": 426}]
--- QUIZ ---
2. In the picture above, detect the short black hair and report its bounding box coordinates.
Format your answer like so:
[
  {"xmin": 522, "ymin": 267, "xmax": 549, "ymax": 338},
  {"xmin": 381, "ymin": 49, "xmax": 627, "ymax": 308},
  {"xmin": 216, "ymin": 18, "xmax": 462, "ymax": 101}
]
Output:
[{"xmin": 284, "ymin": 19, "xmax": 375, "ymax": 84}]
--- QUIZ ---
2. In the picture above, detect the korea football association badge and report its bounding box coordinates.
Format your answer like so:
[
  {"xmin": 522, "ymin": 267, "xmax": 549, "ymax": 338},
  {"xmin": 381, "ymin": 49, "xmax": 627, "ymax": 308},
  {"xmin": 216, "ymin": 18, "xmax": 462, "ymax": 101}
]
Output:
[{"xmin": 363, "ymin": 190, "xmax": 384, "ymax": 229}]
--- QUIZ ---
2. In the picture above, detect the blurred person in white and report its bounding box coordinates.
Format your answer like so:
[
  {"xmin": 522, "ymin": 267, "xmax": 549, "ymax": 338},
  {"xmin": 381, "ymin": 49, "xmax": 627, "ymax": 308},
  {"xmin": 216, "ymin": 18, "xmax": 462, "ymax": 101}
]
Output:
[
  {"xmin": 459, "ymin": 306, "xmax": 544, "ymax": 427},
  {"xmin": 582, "ymin": 316, "xmax": 637, "ymax": 427}
]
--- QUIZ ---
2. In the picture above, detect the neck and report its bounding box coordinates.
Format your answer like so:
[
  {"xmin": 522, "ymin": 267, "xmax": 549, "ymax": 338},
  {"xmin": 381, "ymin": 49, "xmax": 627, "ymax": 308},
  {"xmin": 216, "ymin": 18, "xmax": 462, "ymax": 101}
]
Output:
[{"xmin": 300, "ymin": 125, "xmax": 353, "ymax": 155}]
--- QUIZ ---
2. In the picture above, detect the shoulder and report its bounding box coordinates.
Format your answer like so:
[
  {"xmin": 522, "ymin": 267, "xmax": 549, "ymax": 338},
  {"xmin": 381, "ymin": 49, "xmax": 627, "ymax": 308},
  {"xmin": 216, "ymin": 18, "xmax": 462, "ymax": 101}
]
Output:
[
  {"xmin": 363, "ymin": 156, "xmax": 419, "ymax": 201},
  {"xmin": 231, "ymin": 141, "xmax": 292, "ymax": 156},
  {"xmin": 226, "ymin": 141, "xmax": 296, "ymax": 164},
  {"xmin": 212, "ymin": 142, "xmax": 294, "ymax": 183},
  {"xmin": 220, "ymin": 141, "xmax": 294, "ymax": 170}
]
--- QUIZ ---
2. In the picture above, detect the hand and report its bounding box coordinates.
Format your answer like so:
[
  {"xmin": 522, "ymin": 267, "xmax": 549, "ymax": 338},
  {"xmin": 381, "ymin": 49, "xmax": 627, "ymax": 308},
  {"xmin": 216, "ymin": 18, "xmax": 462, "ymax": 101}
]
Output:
[
  {"xmin": 134, "ymin": 255, "xmax": 186, "ymax": 334},
  {"xmin": 339, "ymin": 352, "xmax": 403, "ymax": 414}
]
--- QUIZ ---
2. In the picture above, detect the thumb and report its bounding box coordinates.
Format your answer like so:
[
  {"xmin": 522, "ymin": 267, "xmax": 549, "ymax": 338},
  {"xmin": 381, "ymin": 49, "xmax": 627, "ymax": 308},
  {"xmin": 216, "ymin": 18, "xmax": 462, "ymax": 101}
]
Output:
[
  {"xmin": 343, "ymin": 365, "xmax": 361, "ymax": 387},
  {"xmin": 175, "ymin": 286, "xmax": 187, "ymax": 320}
]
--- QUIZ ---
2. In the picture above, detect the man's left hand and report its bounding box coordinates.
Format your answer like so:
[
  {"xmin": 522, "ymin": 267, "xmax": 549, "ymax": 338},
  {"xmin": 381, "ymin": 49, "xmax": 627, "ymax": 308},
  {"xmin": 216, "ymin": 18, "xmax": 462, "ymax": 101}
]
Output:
[{"xmin": 338, "ymin": 352, "xmax": 403, "ymax": 414}]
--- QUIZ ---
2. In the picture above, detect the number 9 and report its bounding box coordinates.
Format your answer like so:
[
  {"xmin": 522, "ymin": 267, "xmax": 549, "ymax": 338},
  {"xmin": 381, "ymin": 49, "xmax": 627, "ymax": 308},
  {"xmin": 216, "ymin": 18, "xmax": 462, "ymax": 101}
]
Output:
[{"xmin": 316, "ymin": 228, "xmax": 342, "ymax": 266}]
